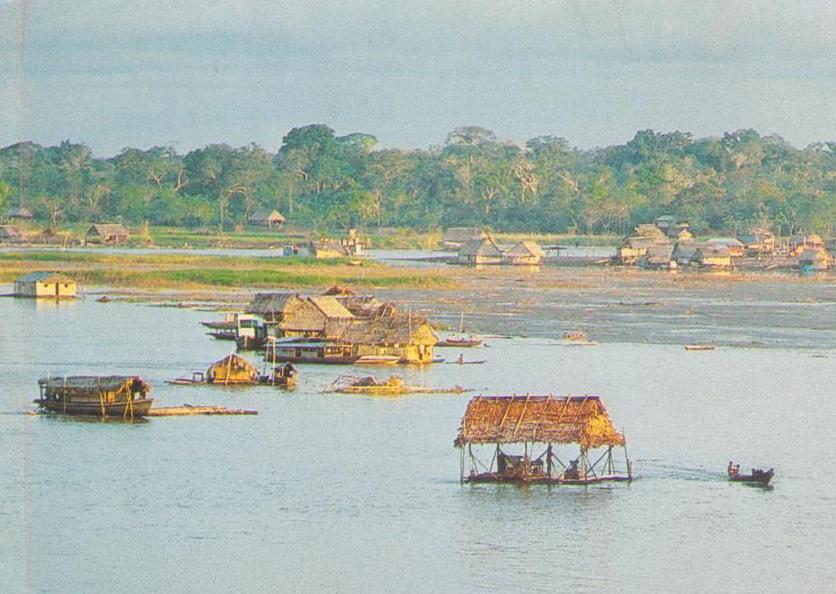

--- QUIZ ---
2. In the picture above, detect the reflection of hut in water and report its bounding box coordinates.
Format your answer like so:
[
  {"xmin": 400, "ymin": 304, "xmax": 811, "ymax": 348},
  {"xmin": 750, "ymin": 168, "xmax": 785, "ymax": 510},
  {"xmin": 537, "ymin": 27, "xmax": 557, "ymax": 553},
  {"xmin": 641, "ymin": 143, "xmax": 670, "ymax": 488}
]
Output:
[
  {"xmin": 504, "ymin": 241, "xmax": 545, "ymax": 265},
  {"xmin": 454, "ymin": 395, "xmax": 631, "ymax": 484},
  {"xmin": 207, "ymin": 354, "xmax": 260, "ymax": 385},
  {"xmin": 798, "ymin": 248, "xmax": 831, "ymax": 271}
]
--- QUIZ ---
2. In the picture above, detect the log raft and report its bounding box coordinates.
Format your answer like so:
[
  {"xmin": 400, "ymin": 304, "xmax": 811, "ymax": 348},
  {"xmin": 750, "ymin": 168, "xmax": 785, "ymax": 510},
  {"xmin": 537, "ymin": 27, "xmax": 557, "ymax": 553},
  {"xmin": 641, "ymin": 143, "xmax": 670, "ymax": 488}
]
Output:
[{"xmin": 147, "ymin": 405, "xmax": 257, "ymax": 416}]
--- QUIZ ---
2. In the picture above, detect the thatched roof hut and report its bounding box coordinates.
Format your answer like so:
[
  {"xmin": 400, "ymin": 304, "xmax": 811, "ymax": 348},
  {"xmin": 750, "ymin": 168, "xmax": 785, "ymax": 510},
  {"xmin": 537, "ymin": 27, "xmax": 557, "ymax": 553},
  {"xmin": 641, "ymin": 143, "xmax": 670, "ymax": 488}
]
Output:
[
  {"xmin": 206, "ymin": 354, "xmax": 260, "ymax": 385},
  {"xmin": 0, "ymin": 224, "xmax": 26, "ymax": 242},
  {"xmin": 455, "ymin": 395, "xmax": 624, "ymax": 449},
  {"xmin": 457, "ymin": 237, "xmax": 503, "ymax": 265},
  {"xmin": 441, "ymin": 227, "xmax": 486, "ymax": 250},
  {"xmin": 248, "ymin": 209, "xmax": 285, "ymax": 228},
  {"xmin": 246, "ymin": 293, "xmax": 300, "ymax": 321},
  {"xmin": 86, "ymin": 223, "xmax": 129, "ymax": 244},
  {"xmin": 693, "ymin": 245, "xmax": 732, "ymax": 268},
  {"xmin": 639, "ymin": 244, "xmax": 675, "ymax": 269},
  {"xmin": 278, "ymin": 296, "xmax": 354, "ymax": 337},
  {"xmin": 504, "ymin": 240, "xmax": 545, "ymax": 265}
]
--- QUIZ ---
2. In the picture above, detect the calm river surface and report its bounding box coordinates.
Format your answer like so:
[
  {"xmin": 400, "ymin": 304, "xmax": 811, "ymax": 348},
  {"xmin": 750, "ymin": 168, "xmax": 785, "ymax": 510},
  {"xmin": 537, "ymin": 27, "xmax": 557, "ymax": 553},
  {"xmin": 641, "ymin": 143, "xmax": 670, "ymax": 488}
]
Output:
[{"xmin": 1, "ymin": 279, "xmax": 835, "ymax": 593}]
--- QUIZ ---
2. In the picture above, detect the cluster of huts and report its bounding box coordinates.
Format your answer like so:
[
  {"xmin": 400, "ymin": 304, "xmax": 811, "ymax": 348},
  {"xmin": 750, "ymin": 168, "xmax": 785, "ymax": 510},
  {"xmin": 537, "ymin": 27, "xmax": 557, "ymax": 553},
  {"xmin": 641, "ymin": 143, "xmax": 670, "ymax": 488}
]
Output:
[
  {"xmin": 441, "ymin": 229, "xmax": 545, "ymax": 266},
  {"xmin": 229, "ymin": 286, "xmax": 437, "ymax": 364},
  {"xmin": 0, "ymin": 209, "xmax": 131, "ymax": 246},
  {"xmin": 616, "ymin": 216, "xmax": 832, "ymax": 271},
  {"xmin": 283, "ymin": 228, "xmax": 367, "ymax": 258}
]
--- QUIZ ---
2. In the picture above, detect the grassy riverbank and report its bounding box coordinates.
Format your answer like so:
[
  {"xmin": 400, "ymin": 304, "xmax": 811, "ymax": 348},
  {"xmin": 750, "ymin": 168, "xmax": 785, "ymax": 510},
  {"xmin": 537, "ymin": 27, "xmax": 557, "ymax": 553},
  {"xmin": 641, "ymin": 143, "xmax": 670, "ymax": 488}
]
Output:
[{"xmin": 0, "ymin": 251, "xmax": 455, "ymax": 291}]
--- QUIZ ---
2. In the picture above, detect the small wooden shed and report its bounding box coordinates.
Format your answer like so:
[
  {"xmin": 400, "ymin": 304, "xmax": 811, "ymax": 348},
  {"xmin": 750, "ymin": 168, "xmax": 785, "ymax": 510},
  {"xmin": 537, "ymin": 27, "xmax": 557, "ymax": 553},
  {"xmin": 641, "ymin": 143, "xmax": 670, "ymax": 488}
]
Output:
[
  {"xmin": 14, "ymin": 271, "xmax": 77, "ymax": 298},
  {"xmin": 86, "ymin": 223, "xmax": 129, "ymax": 244},
  {"xmin": 504, "ymin": 240, "xmax": 545, "ymax": 265},
  {"xmin": 248, "ymin": 209, "xmax": 286, "ymax": 229},
  {"xmin": 206, "ymin": 354, "xmax": 260, "ymax": 385}
]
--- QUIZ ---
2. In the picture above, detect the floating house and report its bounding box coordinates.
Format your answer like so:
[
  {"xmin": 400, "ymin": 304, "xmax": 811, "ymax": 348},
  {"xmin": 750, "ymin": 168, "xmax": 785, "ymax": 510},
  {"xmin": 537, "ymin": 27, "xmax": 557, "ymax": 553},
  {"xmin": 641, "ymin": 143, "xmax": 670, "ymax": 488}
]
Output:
[
  {"xmin": 441, "ymin": 227, "xmax": 487, "ymax": 251},
  {"xmin": 0, "ymin": 224, "xmax": 26, "ymax": 243},
  {"xmin": 693, "ymin": 245, "xmax": 732, "ymax": 269},
  {"xmin": 14, "ymin": 271, "xmax": 77, "ymax": 299},
  {"xmin": 337, "ymin": 313, "xmax": 438, "ymax": 364},
  {"xmin": 798, "ymin": 248, "xmax": 831, "ymax": 271},
  {"xmin": 457, "ymin": 237, "xmax": 503, "ymax": 265},
  {"xmin": 86, "ymin": 223, "xmax": 129, "ymax": 245},
  {"xmin": 738, "ymin": 227, "xmax": 775, "ymax": 255},
  {"xmin": 706, "ymin": 237, "xmax": 746, "ymax": 257},
  {"xmin": 206, "ymin": 354, "xmax": 260, "ymax": 385},
  {"xmin": 454, "ymin": 395, "xmax": 631, "ymax": 485},
  {"xmin": 35, "ymin": 376, "xmax": 153, "ymax": 418},
  {"xmin": 504, "ymin": 240, "xmax": 545, "ymax": 265},
  {"xmin": 309, "ymin": 229, "xmax": 366, "ymax": 258},
  {"xmin": 248, "ymin": 209, "xmax": 286, "ymax": 229},
  {"xmin": 789, "ymin": 234, "xmax": 825, "ymax": 256}
]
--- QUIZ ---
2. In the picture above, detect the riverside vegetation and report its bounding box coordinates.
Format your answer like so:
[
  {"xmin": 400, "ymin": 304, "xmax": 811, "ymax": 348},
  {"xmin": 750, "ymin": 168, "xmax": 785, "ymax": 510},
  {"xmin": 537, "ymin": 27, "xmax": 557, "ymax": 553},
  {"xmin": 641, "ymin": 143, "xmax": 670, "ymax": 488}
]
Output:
[{"xmin": 1, "ymin": 125, "xmax": 834, "ymax": 237}]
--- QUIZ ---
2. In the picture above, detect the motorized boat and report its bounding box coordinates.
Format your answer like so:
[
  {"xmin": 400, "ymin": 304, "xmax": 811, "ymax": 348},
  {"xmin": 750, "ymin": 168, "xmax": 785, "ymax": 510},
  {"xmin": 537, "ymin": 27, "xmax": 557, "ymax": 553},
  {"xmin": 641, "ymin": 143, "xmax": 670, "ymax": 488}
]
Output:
[{"xmin": 728, "ymin": 462, "xmax": 774, "ymax": 485}]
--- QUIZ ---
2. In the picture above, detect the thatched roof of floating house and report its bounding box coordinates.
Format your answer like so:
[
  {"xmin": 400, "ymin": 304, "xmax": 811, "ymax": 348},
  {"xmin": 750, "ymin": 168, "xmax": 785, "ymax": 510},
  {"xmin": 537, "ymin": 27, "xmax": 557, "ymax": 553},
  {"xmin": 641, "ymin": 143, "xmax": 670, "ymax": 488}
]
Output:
[
  {"xmin": 455, "ymin": 395, "xmax": 625, "ymax": 449},
  {"xmin": 206, "ymin": 354, "xmax": 260, "ymax": 384},
  {"xmin": 335, "ymin": 312, "xmax": 437, "ymax": 346},
  {"xmin": 506, "ymin": 240, "xmax": 545, "ymax": 259},
  {"xmin": 246, "ymin": 292, "xmax": 301, "ymax": 319}
]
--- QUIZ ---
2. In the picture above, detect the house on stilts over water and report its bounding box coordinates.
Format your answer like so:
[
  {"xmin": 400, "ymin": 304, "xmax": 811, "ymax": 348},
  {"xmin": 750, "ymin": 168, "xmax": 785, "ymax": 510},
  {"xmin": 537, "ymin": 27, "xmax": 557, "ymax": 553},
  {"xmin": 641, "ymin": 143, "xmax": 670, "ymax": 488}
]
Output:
[{"xmin": 454, "ymin": 395, "xmax": 632, "ymax": 485}]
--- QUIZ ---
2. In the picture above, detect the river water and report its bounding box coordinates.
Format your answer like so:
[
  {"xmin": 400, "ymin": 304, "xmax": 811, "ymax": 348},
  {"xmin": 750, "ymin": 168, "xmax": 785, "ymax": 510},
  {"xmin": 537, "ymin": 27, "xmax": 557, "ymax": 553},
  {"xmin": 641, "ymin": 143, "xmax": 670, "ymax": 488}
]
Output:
[{"xmin": 1, "ymin": 278, "xmax": 835, "ymax": 593}]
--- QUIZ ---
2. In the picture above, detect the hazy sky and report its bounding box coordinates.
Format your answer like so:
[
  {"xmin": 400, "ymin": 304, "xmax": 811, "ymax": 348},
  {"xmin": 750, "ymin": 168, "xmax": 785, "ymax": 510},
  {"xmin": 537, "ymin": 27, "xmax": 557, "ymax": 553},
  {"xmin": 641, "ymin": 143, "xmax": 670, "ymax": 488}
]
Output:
[{"xmin": 1, "ymin": 0, "xmax": 835, "ymax": 155}]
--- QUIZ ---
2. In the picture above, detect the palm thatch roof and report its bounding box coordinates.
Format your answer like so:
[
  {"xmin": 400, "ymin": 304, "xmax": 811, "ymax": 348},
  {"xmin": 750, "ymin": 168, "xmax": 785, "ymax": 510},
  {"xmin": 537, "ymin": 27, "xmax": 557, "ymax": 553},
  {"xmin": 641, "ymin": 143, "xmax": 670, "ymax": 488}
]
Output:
[
  {"xmin": 458, "ymin": 237, "xmax": 502, "ymax": 258},
  {"xmin": 455, "ymin": 395, "xmax": 625, "ymax": 449},
  {"xmin": 443, "ymin": 227, "xmax": 486, "ymax": 242},
  {"xmin": 207, "ymin": 354, "xmax": 259, "ymax": 384},
  {"xmin": 246, "ymin": 292, "xmax": 299, "ymax": 317},
  {"xmin": 506, "ymin": 240, "xmax": 545, "ymax": 258},
  {"xmin": 336, "ymin": 313, "xmax": 437, "ymax": 346},
  {"xmin": 87, "ymin": 223, "xmax": 128, "ymax": 237},
  {"xmin": 307, "ymin": 296, "xmax": 354, "ymax": 319}
]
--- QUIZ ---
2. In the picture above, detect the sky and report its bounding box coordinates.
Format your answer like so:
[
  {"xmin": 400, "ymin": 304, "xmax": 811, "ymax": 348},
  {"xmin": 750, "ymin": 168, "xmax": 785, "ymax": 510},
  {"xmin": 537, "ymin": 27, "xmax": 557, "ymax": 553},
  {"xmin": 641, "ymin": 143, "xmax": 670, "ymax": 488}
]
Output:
[{"xmin": 1, "ymin": 0, "xmax": 835, "ymax": 156}]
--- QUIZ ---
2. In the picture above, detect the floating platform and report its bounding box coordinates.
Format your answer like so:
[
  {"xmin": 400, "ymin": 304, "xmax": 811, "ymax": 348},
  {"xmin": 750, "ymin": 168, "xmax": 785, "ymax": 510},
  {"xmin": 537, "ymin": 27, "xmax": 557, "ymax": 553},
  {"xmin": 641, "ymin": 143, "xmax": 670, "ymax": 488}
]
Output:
[{"xmin": 147, "ymin": 406, "xmax": 257, "ymax": 416}]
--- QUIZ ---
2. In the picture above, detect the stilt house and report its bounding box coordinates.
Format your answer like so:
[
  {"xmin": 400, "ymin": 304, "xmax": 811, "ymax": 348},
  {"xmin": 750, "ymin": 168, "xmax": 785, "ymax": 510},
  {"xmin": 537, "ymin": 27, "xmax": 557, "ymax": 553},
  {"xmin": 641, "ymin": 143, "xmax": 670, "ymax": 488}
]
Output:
[{"xmin": 454, "ymin": 395, "xmax": 631, "ymax": 484}]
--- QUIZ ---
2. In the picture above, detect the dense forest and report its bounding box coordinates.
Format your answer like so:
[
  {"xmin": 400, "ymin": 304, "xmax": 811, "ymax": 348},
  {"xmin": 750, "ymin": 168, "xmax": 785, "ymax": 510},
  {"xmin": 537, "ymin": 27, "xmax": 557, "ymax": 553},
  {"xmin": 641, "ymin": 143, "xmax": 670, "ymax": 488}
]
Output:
[{"xmin": 1, "ymin": 125, "xmax": 834, "ymax": 236}]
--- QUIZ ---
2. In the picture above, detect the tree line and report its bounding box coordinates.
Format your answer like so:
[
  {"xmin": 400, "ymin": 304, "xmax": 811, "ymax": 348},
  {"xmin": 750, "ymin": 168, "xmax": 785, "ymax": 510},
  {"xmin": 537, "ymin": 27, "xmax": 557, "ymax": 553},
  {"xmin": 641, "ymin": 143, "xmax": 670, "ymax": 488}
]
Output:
[{"xmin": 1, "ymin": 125, "xmax": 834, "ymax": 236}]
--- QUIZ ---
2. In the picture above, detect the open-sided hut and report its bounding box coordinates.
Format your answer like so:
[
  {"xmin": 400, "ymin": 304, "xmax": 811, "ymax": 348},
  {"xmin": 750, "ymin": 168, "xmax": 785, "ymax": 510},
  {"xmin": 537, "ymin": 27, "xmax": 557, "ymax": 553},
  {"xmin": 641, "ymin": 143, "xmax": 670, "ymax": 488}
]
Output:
[
  {"xmin": 454, "ymin": 395, "xmax": 631, "ymax": 484},
  {"xmin": 35, "ymin": 375, "xmax": 153, "ymax": 418},
  {"xmin": 799, "ymin": 248, "xmax": 831, "ymax": 271},
  {"xmin": 693, "ymin": 245, "xmax": 732, "ymax": 269},
  {"xmin": 248, "ymin": 209, "xmax": 285, "ymax": 229},
  {"xmin": 206, "ymin": 354, "xmax": 260, "ymax": 385},
  {"xmin": 441, "ymin": 227, "xmax": 486, "ymax": 251},
  {"xmin": 504, "ymin": 240, "xmax": 545, "ymax": 265},
  {"xmin": 86, "ymin": 223, "xmax": 129, "ymax": 244},
  {"xmin": 457, "ymin": 237, "xmax": 503, "ymax": 265},
  {"xmin": 14, "ymin": 271, "xmax": 76, "ymax": 298}
]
